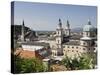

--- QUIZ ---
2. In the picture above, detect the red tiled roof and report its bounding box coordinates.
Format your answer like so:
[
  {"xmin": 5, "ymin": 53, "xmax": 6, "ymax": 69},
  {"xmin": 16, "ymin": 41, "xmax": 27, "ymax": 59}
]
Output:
[{"xmin": 15, "ymin": 49, "xmax": 44, "ymax": 59}]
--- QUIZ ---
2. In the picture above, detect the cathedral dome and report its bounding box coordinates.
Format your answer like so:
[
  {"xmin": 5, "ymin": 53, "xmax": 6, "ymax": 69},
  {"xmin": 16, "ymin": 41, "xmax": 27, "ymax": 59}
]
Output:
[
  {"xmin": 83, "ymin": 25, "xmax": 94, "ymax": 32},
  {"xmin": 83, "ymin": 20, "xmax": 95, "ymax": 32}
]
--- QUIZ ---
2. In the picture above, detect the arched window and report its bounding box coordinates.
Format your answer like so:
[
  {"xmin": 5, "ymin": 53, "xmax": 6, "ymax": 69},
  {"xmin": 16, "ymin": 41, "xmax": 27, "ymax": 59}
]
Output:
[
  {"xmin": 86, "ymin": 32, "xmax": 88, "ymax": 36},
  {"xmin": 83, "ymin": 42, "xmax": 85, "ymax": 45},
  {"xmin": 55, "ymin": 53, "xmax": 56, "ymax": 56},
  {"xmin": 58, "ymin": 31, "xmax": 59, "ymax": 35},
  {"xmin": 72, "ymin": 46, "xmax": 74, "ymax": 48},
  {"xmin": 83, "ymin": 48, "xmax": 85, "ymax": 50}
]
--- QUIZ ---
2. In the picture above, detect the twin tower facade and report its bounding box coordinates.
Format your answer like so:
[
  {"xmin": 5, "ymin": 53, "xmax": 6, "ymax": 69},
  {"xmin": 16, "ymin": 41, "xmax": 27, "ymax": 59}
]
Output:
[
  {"xmin": 55, "ymin": 19, "xmax": 70, "ymax": 56},
  {"xmin": 54, "ymin": 18, "xmax": 97, "ymax": 57}
]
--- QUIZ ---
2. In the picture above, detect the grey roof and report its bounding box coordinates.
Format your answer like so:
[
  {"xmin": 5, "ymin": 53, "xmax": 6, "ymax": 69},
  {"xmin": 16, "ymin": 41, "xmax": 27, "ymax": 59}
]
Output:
[
  {"xmin": 69, "ymin": 35, "xmax": 82, "ymax": 40},
  {"xmin": 48, "ymin": 37, "xmax": 56, "ymax": 40},
  {"xmin": 22, "ymin": 42, "xmax": 49, "ymax": 47},
  {"xmin": 24, "ymin": 30, "xmax": 36, "ymax": 39},
  {"xmin": 63, "ymin": 41, "xmax": 80, "ymax": 45}
]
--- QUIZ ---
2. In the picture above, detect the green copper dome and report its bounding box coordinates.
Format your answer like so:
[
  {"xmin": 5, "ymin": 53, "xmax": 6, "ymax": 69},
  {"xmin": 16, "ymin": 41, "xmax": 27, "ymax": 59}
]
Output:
[
  {"xmin": 83, "ymin": 20, "xmax": 95, "ymax": 32},
  {"xmin": 83, "ymin": 25, "xmax": 94, "ymax": 32}
]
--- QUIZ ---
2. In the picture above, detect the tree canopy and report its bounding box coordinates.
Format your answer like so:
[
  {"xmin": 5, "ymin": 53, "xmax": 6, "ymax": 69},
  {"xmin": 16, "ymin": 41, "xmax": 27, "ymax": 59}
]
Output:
[
  {"xmin": 61, "ymin": 54, "xmax": 96, "ymax": 70},
  {"xmin": 14, "ymin": 55, "xmax": 45, "ymax": 73}
]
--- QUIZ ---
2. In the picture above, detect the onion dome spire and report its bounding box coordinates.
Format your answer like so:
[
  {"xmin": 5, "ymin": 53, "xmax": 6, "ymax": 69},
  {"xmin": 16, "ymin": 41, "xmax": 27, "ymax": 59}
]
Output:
[
  {"xmin": 88, "ymin": 19, "xmax": 91, "ymax": 25},
  {"xmin": 58, "ymin": 18, "xmax": 62, "ymax": 27}
]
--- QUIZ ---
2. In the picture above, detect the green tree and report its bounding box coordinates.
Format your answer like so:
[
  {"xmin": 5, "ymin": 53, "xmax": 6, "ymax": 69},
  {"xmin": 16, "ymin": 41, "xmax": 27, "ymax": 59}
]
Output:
[
  {"xmin": 61, "ymin": 53, "xmax": 96, "ymax": 70},
  {"xmin": 14, "ymin": 55, "xmax": 45, "ymax": 73},
  {"xmin": 78, "ymin": 54, "xmax": 93, "ymax": 69}
]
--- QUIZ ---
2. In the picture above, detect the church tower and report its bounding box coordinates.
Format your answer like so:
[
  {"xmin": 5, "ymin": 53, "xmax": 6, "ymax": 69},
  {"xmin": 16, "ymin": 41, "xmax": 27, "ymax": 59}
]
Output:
[
  {"xmin": 21, "ymin": 20, "xmax": 25, "ymax": 42},
  {"xmin": 55, "ymin": 19, "xmax": 63, "ymax": 56},
  {"xmin": 65, "ymin": 20, "xmax": 70, "ymax": 36}
]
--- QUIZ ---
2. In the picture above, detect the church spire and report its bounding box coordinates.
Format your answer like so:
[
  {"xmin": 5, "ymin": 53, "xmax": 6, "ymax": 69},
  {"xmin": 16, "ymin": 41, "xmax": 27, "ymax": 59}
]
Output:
[
  {"xmin": 65, "ymin": 19, "xmax": 70, "ymax": 36},
  {"xmin": 66, "ymin": 16, "xmax": 70, "ymax": 28},
  {"xmin": 21, "ymin": 20, "xmax": 25, "ymax": 42},
  {"xmin": 65, "ymin": 19, "xmax": 70, "ymax": 30},
  {"xmin": 58, "ymin": 18, "xmax": 62, "ymax": 28},
  {"xmin": 22, "ymin": 20, "xmax": 25, "ymax": 26},
  {"xmin": 67, "ymin": 20, "xmax": 70, "ymax": 28},
  {"xmin": 88, "ymin": 19, "xmax": 91, "ymax": 25}
]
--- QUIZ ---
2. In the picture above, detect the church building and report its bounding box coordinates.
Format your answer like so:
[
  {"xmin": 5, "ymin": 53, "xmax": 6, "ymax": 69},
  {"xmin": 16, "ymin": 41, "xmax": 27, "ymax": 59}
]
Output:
[{"xmin": 50, "ymin": 19, "xmax": 97, "ymax": 58}]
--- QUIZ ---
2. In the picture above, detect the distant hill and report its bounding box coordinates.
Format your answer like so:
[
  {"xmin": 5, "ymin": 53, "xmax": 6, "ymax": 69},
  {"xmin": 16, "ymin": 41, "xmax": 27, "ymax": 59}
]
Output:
[
  {"xmin": 71, "ymin": 27, "xmax": 83, "ymax": 32},
  {"xmin": 71, "ymin": 27, "xmax": 97, "ymax": 35}
]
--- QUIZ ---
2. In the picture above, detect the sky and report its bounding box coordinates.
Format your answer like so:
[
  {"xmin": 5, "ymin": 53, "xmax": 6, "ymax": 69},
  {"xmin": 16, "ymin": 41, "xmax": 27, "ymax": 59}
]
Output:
[{"xmin": 13, "ymin": 1, "xmax": 97, "ymax": 31}]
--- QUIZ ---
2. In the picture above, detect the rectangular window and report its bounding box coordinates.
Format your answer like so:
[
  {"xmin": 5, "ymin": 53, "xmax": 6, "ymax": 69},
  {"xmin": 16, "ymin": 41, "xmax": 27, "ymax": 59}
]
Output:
[
  {"xmin": 83, "ymin": 48, "xmax": 85, "ymax": 50},
  {"xmin": 87, "ymin": 32, "xmax": 88, "ymax": 36},
  {"xmin": 76, "ymin": 47, "xmax": 78, "ymax": 49}
]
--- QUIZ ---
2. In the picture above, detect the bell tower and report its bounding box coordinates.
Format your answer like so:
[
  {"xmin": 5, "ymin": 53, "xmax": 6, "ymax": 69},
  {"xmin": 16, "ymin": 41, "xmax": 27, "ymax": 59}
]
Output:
[
  {"xmin": 65, "ymin": 20, "xmax": 70, "ymax": 36},
  {"xmin": 55, "ymin": 18, "xmax": 63, "ymax": 56}
]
